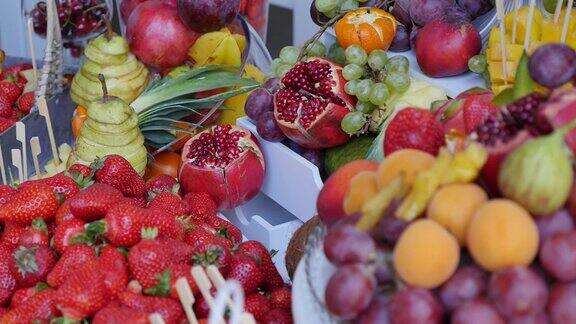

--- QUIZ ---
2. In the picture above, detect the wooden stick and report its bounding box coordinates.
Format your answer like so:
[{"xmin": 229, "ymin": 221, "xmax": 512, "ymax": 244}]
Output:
[
  {"xmin": 175, "ymin": 277, "xmax": 199, "ymax": 324},
  {"xmin": 240, "ymin": 313, "xmax": 257, "ymax": 324},
  {"xmin": 496, "ymin": 0, "xmax": 509, "ymax": 84},
  {"xmin": 11, "ymin": 149, "xmax": 23, "ymax": 184},
  {"xmin": 37, "ymin": 96, "xmax": 60, "ymax": 166},
  {"xmin": 524, "ymin": 0, "xmax": 537, "ymax": 50},
  {"xmin": 192, "ymin": 266, "xmax": 214, "ymax": 307},
  {"xmin": 149, "ymin": 313, "xmax": 165, "ymax": 324},
  {"xmin": 512, "ymin": 0, "xmax": 521, "ymax": 43},
  {"xmin": 562, "ymin": 0, "xmax": 575, "ymax": 42},
  {"xmin": 26, "ymin": 18, "xmax": 38, "ymax": 82},
  {"xmin": 30, "ymin": 137, "xmax": 41, "ymax": 178},
  {"xmin": 0, "ymin": 144, "xmax": 6, "ymax": 185},
  {"xmin": 206, "ymin": 265, "xmax": 237, "ymax": 310},
  {"xmin": 15, "ymin": 122, "xmax": 27, "ymax": 181},
  {"xmin": 555, "ymin": 0, "xmax": 566, "ymax": 23}
]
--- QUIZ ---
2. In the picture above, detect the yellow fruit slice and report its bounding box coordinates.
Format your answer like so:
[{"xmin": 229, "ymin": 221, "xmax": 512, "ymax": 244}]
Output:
[
  {"xmin": 488, "ymin": 61, "xmax": 518, "ymax": 83},
  {"xmin": 486, "ymin": 43, "xmax": 524, "ymax": 61},
  {"xmin": 504, "ymin": 6, "xmax": 543, "ymax": 44},
  {"xmin": 189, "ymin": 31, "xmax": 230, "ymax": 66},
  {"xmin": 220, "ymin": 64, "xmax": 265, "ymax": 124}
]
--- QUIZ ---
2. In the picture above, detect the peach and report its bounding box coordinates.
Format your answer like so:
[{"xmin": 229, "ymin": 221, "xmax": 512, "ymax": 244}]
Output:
[
  {"xmin": 467, "ymin": 199, "xmax": 539, "ymax": 271},
  {"xmin": 317, "ymin": 160, "xmax": 379, "ymax": 225},
  {"xmin": 427, "ymin": 183, "xmax": 488, "ymax": 245},
  {"xmin": 393, "ymin": 219, "xmax": 460, "ymax": 289},
  {"xmin": 377, "ymin": 149, "xmax": 435, "ymax": 189}
]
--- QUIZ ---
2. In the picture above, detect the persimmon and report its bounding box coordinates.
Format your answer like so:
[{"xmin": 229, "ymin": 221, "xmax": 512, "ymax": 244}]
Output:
[
  {"xmin": 71, "ymin": 105, "xmax": 88, "ymax": 138},
  {"xmin": 335, "ymin": 8, "xmax": 397, "ymax": 53},
  {"xmin": 146, "ymin": 150, "xmax": 182, "ymax": 180}
]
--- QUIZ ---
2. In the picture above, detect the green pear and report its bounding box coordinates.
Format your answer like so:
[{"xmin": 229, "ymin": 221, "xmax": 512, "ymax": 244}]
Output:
[
  {"xmin": 82, "ymin": 54, "xmax": 140, "ymax": 78},
  {"xmin": 76, "ymin": 133, "xmax": 145, "ymax": 162},
  {"xmin": 79, "ymin": 122, "xmax": 141, "ymax": 146},
  {"xmin": 90, "ymin": 31, "xmax": 129, "ymax": 57},
  {"xmin": 83, "ymin": 113, "xmax": 139, "ymax": 134},
  {"xmin": 84, "ymin": 45, "xmax": 128, "ymax": 66}
]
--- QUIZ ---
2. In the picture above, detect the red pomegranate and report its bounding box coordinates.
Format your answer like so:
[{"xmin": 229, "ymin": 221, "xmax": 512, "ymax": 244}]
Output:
[
  {"xmin": 179, "ymin": 125, "xmax": 265, "ymax": 210},
  {"xmin": 538, "ymin": 88, "xmax": 576, "ymax": 154},
  {"xmin": 127, "ymin": 0, "xmax": 199, "ymax": 70},
  {"xmin": 273, "ymin": 58, "xmax": 356, "ymax": 149}
]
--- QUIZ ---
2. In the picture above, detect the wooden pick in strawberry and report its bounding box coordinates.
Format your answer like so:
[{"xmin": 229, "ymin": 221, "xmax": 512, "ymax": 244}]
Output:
[{"xmin": 0, "ymin": 142, "xmax": 6, "ymax": 184}]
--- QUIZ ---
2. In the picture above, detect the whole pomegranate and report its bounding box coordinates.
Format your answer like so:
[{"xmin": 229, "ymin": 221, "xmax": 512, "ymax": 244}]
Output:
[
  {"xmin": 178, "ymin": 0, "xmax": 240, "ymax": 33},
  {"xmin": 273, "ymin": 57, "xmax": 356, "ymax": 149},
  {"xmin": 179, "ymin": 125, "xmax": 265, "ymax": 210},
  {"xmin": 127, "ymin": 0, "xmax": 199, "ymax": 70}
]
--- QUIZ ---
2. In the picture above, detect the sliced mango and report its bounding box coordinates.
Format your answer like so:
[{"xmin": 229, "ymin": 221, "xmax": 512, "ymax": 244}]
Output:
[
  {"xmin": 486, "ymin": 43, "xmax": 523, "ymax": 61},
  {"xmin": 220, "ymin": 64, "xmax": 265, "ymax": 125},
  {"xmin": 189, "ymin": 28, "xmax": 246, "ymax": 67},
  {"xmin": 504, "ymin": 6, "xmax": 543, "ymax": 44},
  {"xmin": 488, "ymin": 61, "xmax": 518, "ymax": 83}
]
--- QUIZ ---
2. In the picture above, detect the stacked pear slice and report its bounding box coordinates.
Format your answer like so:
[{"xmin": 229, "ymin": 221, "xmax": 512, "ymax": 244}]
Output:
[
  {"xmin": 69, "ymin": 76, "xmax": 148, "ymax": 175},
  {"xmin": 71, "ymin": 27, "xmax": 149, "ymax": 108}
]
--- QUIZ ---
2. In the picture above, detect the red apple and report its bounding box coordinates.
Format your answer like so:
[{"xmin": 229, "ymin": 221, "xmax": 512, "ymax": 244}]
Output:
[{"xmin": 415, "ymin": 19, "xmax": 481, "ymax": 77}]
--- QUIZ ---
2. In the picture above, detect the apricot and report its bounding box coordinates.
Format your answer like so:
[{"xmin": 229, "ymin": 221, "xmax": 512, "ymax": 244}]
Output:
[
  {"xmin": 427, "ymin": 184, "xmax": 488, "ymax": 245},
  {"xmin": 317, "ymin": 160, "xmax": 379, "ymax": 225},
  {"xmin": 467, "ymin": 199, "xmax": 539, "ymax": 272},
  {"xmin": 377, "ymin": 149, "xmax": 435, "ymax": 189},
  {"xmin": 344, "ymin": 171, "xmax": 379, "ymax": 215},
  {"xmin": 393, "ymin": 219, "xmax": 460, "ymax": 289}
]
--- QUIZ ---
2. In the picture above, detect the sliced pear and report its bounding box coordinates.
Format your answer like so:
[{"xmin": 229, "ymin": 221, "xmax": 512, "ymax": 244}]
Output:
[
  {"xmin": 90, "ymin": 32, "xmax": 129, "ymax": 56},
  {"xmin": 84, "ymin": 45, "xmax": 128, "ymax": 66},
  {"xmin": 76, "ymin": 133, "xmax": 145, "ymax": 162},
  {"xmin": 82, "ymin": 55, "xmax": 141, "ymax": 78},
  {"xmin": 83, "ymin": 113, "xmax": 139, "ymax": 133},
  {"xmin": 79, "ymin": 122, "xmax": 141, "ymax": 146}
]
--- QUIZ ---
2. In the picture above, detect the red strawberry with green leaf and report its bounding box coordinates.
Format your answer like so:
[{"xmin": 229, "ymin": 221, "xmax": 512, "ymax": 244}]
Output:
[
  {"xmin": 158, "ymin": 237, "xmax": 193, "ymax": 265},
  {"xmin": 118, "ymin": 290, "xmax": 185, "ymax": 324},
  {"xmin": 237, "ymin": 240, "xmax": 284, "ymax": 290},
  {"xmin": 1, "ymin": 287, "xmax": 57, "ymax": 323},
  {"xmin": 53, "ymin": 218, "xmax": 86, "ymax": 254},
  {"xmin": 191, "ymin": 238, "xmax": 232, "ymax": 275},
  {"xmin": 99, "ymin": 245, "xmax": 128, "ymax": 300},
  {"xmin": 47, "ymin": 244, "xmax": 96, "ymax": 287},
  {"xmin": 92, "ymin": 155, "xmax": 146, "ymax": 197},
  {"xmin": 0, "ymin": 184, "xmax": 59, "ymax": 225},
  {"xmin": 0, "ymin": 244, "xmax": 17, "ymax": 305},
  {"xmin": 0, "ymin": 80, "xmax": 22, "ymax": 104},
  {"xmin": 148, "ymin": 191, "xmax": 190, "ymax": 217},
  {"xmin": 92, "ymin": 304, "xmax": 149, "ymax": 324},
  {"xmin": 20, "ymin": 173, "xmax": 83, "ymax": 200},
  {"xmin": 128, "ymin": 229, "xmax": 172, "ymax": 289},
  {"xmin": 142, "ymin": 265, "xmax": 200, "ymax": 300},
  {"xmin": 205, "ymin": 216, "xmax": 242, "ymax": 244},
  {"xmin": 145, "ymin": 175, "xmax": 177, "ymax": 194},
  {"xmin": 434, "ymin": 89, "xmax": 497, "ymax": 135},
  {"xmin": 184, "ymin": 192, "xmax": 218, "ymax": 222},
  {"xmin": 10, "ymin": 282, "xmax": 49, "ymax": 308},
  {"xmin": 16, "ymin": 91, "xmax": 34, "ymax": 115},
  {"xmin": 68, "ymin": 183, "xmax": 124, "ymax": 221},
  {"xmin": 184, "ymin": 222, "xmax": 220, "ymax": 247},
  {"xmin": 226, "ymin": 254, "xmax": 264, "ymax": 294},
  {"xmin": 12, "ymin": 245, "xmax": 56, "ymax": 287},
  {"xmin": 54, "ymin": 260, "xmax": 108, "ymax": 320},
  {"xmin": 17, "ymin": 219, "xmax": 50, "ymax": 247},
  {"xmin": 140, "ymin": 209, "xmax": 185, "ymax": 241},
  {"xmin": 68, "ymin": 163, "xmax": 93, "ymax": 178},
  {"xmin": 0, "ymin": 184, "xmax": 15, "ymax": 207},
  {"xmin": 55, "ymin": 199, "xmax": 76, "ymax": 224},
  {"xmin": 270, "ymin": 285, "xmax": 292, "ymax": 310},
  {"xmin": 384, "ymin": 108, "xmax": 446, "ymax": 156},
  {"xmin": 244, "ymin": 293, "xmax": 271, "ymax": 321}
]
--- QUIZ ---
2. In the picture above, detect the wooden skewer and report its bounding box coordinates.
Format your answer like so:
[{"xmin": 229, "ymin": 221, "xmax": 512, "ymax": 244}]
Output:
[
  {"xmin": 512, "ymin": 0, "xmax": 521, "ymax": 43},
  {"xmin": 15, "ymin": 122, "xmax": 27, "ymax": 181},
  {"xmin": 0, "ymin": 143, "xmax": 6, "ymax": 184},
  {"xmin": 192, "ymin": 266, "xmax": 215, "ymax": 307},
  {"xmin": 37, "ymin": 96, "xmax": 60, "ymax": 166},
  {"xmin": 240, "ymin": 313, "xmax": 257, "ymax": 324},
  {"xmin": 11, "ymin": 149, "xmax": 23, "ymax": 184},
  {"xmin": 555, "ymin": 0, "xmax": 566, "ymax": 23},
  {"xmin": 30, "ymin": 137, "xmax": 41, "ymax": 178},
  {"xmin": 175, "ymin": 277, "xmax": 199, "ymax": 324},
  {"xmin": 148, "ymin": 313, "xmax": 165, "ymax": 324},
  {"xmin": 524, "ymin": 0, "xmax": 537, "ymax": 50},
  {"xmin": 206, "ymin": 266, "xmax": 257, "ymax": 324},
  {"xmin": 562, "ymin": 0, "xmax": 575, "ymax": 43},
  {"xmin": 496, "ymin": 0, "xmax": 509, "ymax": 84},
  {"xmin": 26, "ymin": 18, "xmax": 38, "ymax": 82}
]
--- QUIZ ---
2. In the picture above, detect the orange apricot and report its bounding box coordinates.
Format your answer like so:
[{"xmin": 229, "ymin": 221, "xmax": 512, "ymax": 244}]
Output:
[
  {"xmin": 343, "ymin": 171, "xmax": 379, "ymax": 215},
  {"xmin": 377, "ymin": 149, "xmax": 435, "ymax": 189}
]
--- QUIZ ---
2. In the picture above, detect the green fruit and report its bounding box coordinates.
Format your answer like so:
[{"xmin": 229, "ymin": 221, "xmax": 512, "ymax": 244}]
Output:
[
  {"xmin": 90, "ymin": 33, "xmax": 130, "ymax": 57},
  {"xmin": 82, "ymin": 55, "xmax": 140, "ymax": 78},
  {"xmin": 324, "ymin": 136, "xmax": 376, "ymax": 175},
  {"xmin": 82, "ymin": 114, "xmax": 139, "ymax": 134},
  {"xmin": 79, "ymin": 123, "xmax": 141, "ymax": 146},
  {"xmin": 84, "ymin": 45, "xmax": 128, "ymax": 66}
]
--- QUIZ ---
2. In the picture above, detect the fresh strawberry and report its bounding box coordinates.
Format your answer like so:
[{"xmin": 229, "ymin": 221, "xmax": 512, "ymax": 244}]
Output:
[
  {"xmin": 462, "ymin": 95, "xmax": 498, "ymax": 134},
  {"xmin": 0, "ymin": 80, "xmax": 22, "ymax": 105},
  {"xmin": 145, "ymin": 175, "xmax": 178, "ymax": 194},
  {"xmin": 226, "ymin": 254, "xmax": 264, "ymax": 294},
  {"xmin": 237, "ymin": 240, "xmax": 284, "ymax": 289},
  {"xmin": 193, "ymin": 287, "xmax": 216, "ymax": 318},
  {"xmin": 0, "ymin": 116, "xmax": 15, "ymax": 133},
  {"xmin": 68, "ymin": 163, "xmax": 92, "ymax": 178},
  {"xmin": 92, "ymin": 303, "xmax": 149, "ymax": 324},
  {"xmin": 191, "ymin": 238, "xmax": 232, "ymax": 275},
  {"xmin": 158, "ymin": 237, "xmax": 193, "ymax": 265},
  {"xmin": 53, "ymin": 219, "xmax": 86, "ymax": 254},
  {"xmin": 11, "ymin": 245, "xmax": 56, "ymax": 287},
  {"xmin": 17, "ymin": 219, "xmax": 50, "ymax": 247},
  {"xmin": 54, "ymin": 260, "xmax": 108, "ymax": 320},
  {"xmin": 184, "ymin": 192, "xmax": 218, "ymax": 222},
  {"xmin": 123, "ymin": 195, "xmax": 148, "ymax": 208},
  {"xmin": 2, "ymin": 63, "xmax": 32, "ymax": 85},
  {"xmin": 270, "ymin": 286, "xmax": 292, "ymax": 310},
  {"xmin": 0, "ymin": 96, "xmax": 14, "ymax": 119},
  {"xmin": 100, "ymin": 203, "xmax": 146, "ymax": 247},
  {"xmin": 19, "ymin": 173, "xmax": 82, "ymax": 200},
  {"xmin": 205, "ymin": 216, "xmax": 242, "ymax": 244},
  {"xmin": 118, "ymin": 290, "xmax": 185, "ymax": 324},
  {"xmin": 0, "ymin": 308, "xmax": 6, "ymax": 318},
  {"xmin": 0, "ymin": 185, "xmax": 15, "ymax": 206},
  {"xmin": 0, "ymin": 224, "xmax": 26, "ymax": 247},
  {"xmin": 148, "ymin": 191, "xmax": 190, "ymax": 217},
  {"xmin": 260, "ymin": 308, "xmax": 293, "ymax": 324},
  {"xmin": 10, "ymin": 282, "xmax": 49, "ymax": 308},
  {"xmin": 15, "ymin": 92, "xmax": 34, "ymax": 115},
  {"xmin": 128, "ymin": 231, "xmax": 172, "ymax": 289},
  {"xmin": 0, "ymin": 184, "xmax": 59, "ymax": 225},
  {"xmin": 0, "ymin": 245, "xmax": 17, "ymax": 304},
  {"xmin": 92, "ymin": 155, "xmax": 146, "ymax": 197},
  {"xmin": 140, "ymin": 209, "xmax": 185, "ymax": 241},
  {"xmin": 99, "ymin": 245, "xmax": 128, "ymax": 300},
  {"xmin": 384, "ymin": 107, "xmax": 446, "ymax": 156},
  {"xmin": 0, "ymin": 288, "xmax": 57, "ymax": 324},
  {"xmin": 167, "ymin": 264, "xmax": 199, "ymax": 299},
  {"xmin": 184, "ymin": 222, "xmax": 221, "ymax": 247},
  {"xmin": 54, "ymin": 199, "xmax": 76, "ymax": 224},
  {"xmin": 68, "ymin": 183, "xmax": 124, "ymax": 221},
  {"xmin": 244, "ymin": 293, "xmax": 271, "ymax": 321},
  {"xmin": 47, "ymin": 244, "xmax": 96, "ymax": 287}
]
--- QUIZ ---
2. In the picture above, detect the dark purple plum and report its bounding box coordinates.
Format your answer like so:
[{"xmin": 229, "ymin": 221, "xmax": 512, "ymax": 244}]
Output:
[
  {"xmin": 392, "ymin": 1, "xmax": 412, "ymax": 28},
  {"xmin": 529, "ymin": 43, "xmax": 576, "ymax": 88},
  {"xmin": 410, "ymin": 26, "xmax": 420, "ymax": 50},
  {"xmin": 301, "ymin": 149, "xmax": 324, "ymax": 169},
  {"xmin": 263, "ymin": 78, "xmax": 281, "ymax": 93},
  {"xmin": 177, "ymin": 0, "xmax": 240, "ymax": 33},
  {"xmin": 536, "ymin": 209, "xmax": 574, "ymax": 243},
  {"xmin": 389, "ymin": 25, "xmax": 411, "ymax": 52},
  {"xmin": 245, "ymin": 88, "xmax": 273, "ymax": 121},
  {"xmin": 256, "ymin": 111, "xmax": 285, "ymax": 142},
  {"xmin": 457, "ymin": 0, "xmax": 493, "ymax": 20},
  {"xmin": 389, "ymin": 288, "xmax": 443, "ymax": 323},
  {"xmin": 439, "ymin": 266, "xmax": 487, "ymax": 311},
  {"xmin": 445, "ymin": 4, "xmax": 473, "ymax": 24},
  {"xmin": 452, "ymin": 300, "xmax": 504, "ymax": 324},
  {"xmin": 409, "ymin": 0, "xmax": 454, "ymax": 26}
]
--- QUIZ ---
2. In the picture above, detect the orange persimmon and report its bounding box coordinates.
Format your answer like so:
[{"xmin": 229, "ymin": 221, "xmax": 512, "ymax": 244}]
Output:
[
  {"xmin": 335, "ymin": 8, "xmax": 397, "ymax": 53},
  {"xmin": 71, "ymin": 105, "xmax": 88, "ymax": 138},
  {"xmin": 145, "ymin": 150, "xmax": 182, "ymax": 180}
]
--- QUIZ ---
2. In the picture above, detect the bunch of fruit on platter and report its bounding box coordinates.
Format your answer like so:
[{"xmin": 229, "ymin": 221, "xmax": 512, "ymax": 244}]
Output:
[
  {"xmin": 0, "ymin": 51, "xmax": 37, "ymax": 133},
  {"xmin": 0, "ymin": 153, "xmax": 292, "ymax": 323}
]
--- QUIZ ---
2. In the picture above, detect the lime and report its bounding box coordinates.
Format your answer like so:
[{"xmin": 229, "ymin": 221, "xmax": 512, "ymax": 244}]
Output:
[{"xmin": 324, "ymin": 136, "xmax": 376, "ymax": 175}]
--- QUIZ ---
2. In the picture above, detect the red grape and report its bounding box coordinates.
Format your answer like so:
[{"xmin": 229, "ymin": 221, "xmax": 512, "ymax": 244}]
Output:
[
  {"xmin": 539, "ymin": 231, "xmax": 576, "ymax": 282},
  {"xmin": 370, "ymin": 200, "xmax": 407, "ymax": 244},
  {"xmin": 439, "ymin": 266, "xmax": 487, "ymax": 312},
  {"xmin": 257, "ymin": 111, "xmax": 285, "ymax": 142},
  {"xmin": 529, "ymin": 44, "xmax": 576, "ymax": 88},
  {"xmin": 323, "ymin": 224, "xmax": 376, "ymax": 266},
  {"xmin": 409, "ymin": 0, "xmax": 453, "ymax": 26},
  {"xmin": 325, "ymin": 264, "xmax": 376, "ymax": 320},
  {"xmin": 263, "ymin": 78, "xmax": 280, "ymax": 93},
  {"xmin": 508, "ymin": 312, "xmax": 549, "ymax": 324},
  {"xmin": 456, "ymin": 0, "xmax": 493, "ymax": 20},
  {"xmin": 536, "ymin": 209, "xmax": 574, "ymax": 243},
  {"xmin": 373, "ymin": 250, "xmax": 394, "ymax": 285},
  {"xmin": 245, "ymin": 88, "xmax": 273, "ymax": 121},
  {"xmin": 388, "ymin": 287, "xmax": 443, "ymax": 324},
  {"xmin": 358, "ymin": 294, "xmax": 390, "ymax": 324},
  {"xmin": 488, "ymin": 266, "xmax": 548, "ymax": 318},
  {"xmin": 452, "ymin": 299, "xmax": 504, "ymax": 324},
  {"xmin": 548, "ymin": 282, "xmax": 576, "ymax": 324},
  {"xmin": 391, "ymin": 1, "xmax": 412, "ymax": 28}
]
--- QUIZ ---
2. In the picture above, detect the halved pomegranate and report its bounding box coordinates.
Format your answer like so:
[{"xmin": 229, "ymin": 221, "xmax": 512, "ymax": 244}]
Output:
[
  {"xmin": 179, "ymin": 125, "xmax": 265, "ymax": 210},
  {"xmin": 273, "ymin": 57, "xmax": 356, "ymax": 149},
  {"xmin": 538, "ymin": 88, "xmax": 576, "ymax": 154}
]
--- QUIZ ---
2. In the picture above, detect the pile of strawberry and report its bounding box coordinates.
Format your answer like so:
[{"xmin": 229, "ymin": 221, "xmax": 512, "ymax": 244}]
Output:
[
  {"xmin": 0, "ymin": 63, "xmax": 35, "ymax": 133},
  {"xmin": 0, "ymin": 154, "xmax": 292, "ymax": 323}
]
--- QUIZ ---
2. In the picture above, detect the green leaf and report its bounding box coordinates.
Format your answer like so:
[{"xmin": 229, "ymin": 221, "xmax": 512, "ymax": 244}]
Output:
[
  {"xmin": 492, "ymin": 88, "xmax": 515, "ymax": 106},
  {"xmin": 144, "ymin": 269, "xmax": 172, "ymax": 297},
  {"xmin": 512, "ymin": 51, "xmax": 535, "ymax": 100}
]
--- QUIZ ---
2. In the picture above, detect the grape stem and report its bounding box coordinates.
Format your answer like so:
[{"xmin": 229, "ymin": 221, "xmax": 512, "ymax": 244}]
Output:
[{"xmin": 297, "ymin": 12, "xmax": 346, "ymax": 62}]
